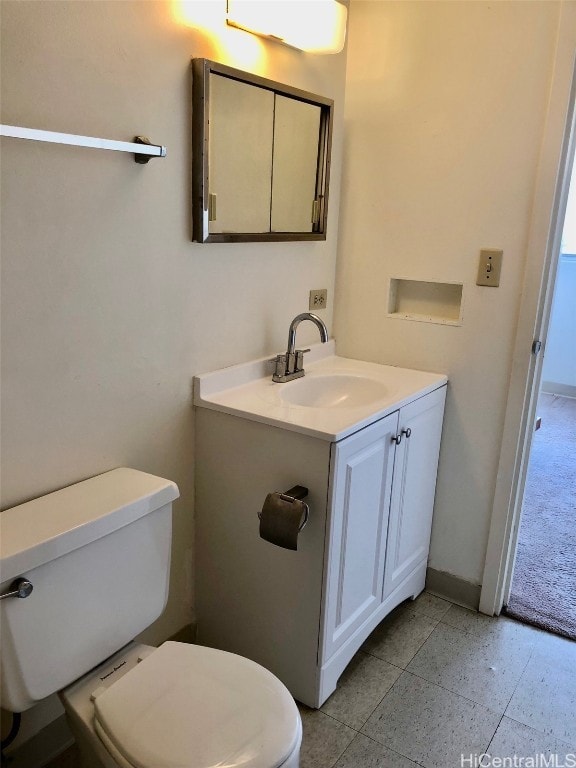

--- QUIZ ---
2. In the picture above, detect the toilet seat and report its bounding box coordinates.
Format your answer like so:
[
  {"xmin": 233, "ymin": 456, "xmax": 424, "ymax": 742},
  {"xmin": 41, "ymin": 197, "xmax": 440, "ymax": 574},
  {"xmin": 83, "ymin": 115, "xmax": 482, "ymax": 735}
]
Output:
[{"xmin": 91, "ymin": 641, "xmax": 301, "ymax": 768}]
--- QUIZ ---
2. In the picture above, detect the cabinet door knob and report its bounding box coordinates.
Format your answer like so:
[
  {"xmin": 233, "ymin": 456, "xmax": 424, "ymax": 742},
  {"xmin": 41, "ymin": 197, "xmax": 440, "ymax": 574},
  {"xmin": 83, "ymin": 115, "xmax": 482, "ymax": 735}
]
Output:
[
  {"xmin": 0, "ymin": 577, "xmax": 33, "ymax": 601},
  {"xmin": 392, "ymin": 428, "xmax": 412, "ymax": 445}
]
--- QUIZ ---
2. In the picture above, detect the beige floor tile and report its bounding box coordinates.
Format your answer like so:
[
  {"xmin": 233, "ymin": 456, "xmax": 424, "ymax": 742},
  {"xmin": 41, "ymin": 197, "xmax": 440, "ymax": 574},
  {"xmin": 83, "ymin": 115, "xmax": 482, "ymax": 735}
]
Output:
[
  {"xmin": 442, "ymin": 604, "xmax": 537, "ymax": 644},
  {"xmin": 410, "ymin": 591, "xmax": 453, "ymax": 620},
  {"xmin": 361, "ymin": 671, "xmax": 500, "ymax": 768},
  {"xmin": 362, "ymin": 605, "xmax": 439, "ymax": 668},
  {"xmin": 334, "ymin": 733, "xmax": 418, "ymax": 767},
  {"xmin": 407, "ymin": 620, "xmax": 533, "ymax": 712},
  {"xmin": 321, "ymin": 651, "xmax": 402, "ymax": 729},
  {"xmin": 487, "ymin": 717, "xmax": 576, "ymax": 764},
  {"xmin": 505, "ymin": 653, "xmax": 576, "ymax": 744},
  {"xmin": 298, "ymin": 705, "xmax": 357, "ymax": 768}
]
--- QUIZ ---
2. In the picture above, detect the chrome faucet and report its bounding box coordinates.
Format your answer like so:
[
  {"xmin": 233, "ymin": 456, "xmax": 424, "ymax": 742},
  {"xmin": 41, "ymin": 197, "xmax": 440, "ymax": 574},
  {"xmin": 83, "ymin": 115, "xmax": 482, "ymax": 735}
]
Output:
[{"xmin": 272, "ymin": 313, "xmax": 329, "ymax": 383}]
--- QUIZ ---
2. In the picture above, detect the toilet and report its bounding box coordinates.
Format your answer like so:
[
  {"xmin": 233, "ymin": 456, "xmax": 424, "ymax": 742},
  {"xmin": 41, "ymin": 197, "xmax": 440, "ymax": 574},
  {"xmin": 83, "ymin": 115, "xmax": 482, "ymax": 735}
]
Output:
[{"xmin": 0, "ymin": 468, "xmax": 302, "ymax": 768}]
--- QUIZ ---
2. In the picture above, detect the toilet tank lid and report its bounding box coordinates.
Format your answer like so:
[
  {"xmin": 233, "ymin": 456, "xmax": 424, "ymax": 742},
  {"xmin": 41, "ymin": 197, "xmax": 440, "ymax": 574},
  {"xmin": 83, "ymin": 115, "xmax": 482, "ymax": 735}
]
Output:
[{"xmin": 0, "ymin": 469, "xmax": 179, "ymax": 583}]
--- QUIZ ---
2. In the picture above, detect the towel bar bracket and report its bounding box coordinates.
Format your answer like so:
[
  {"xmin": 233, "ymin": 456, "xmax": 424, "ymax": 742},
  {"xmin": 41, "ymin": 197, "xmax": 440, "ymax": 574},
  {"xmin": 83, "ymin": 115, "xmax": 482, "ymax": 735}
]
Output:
[{"xmin": 134, "ymin": 135, "xmax": 164, "ymax": 164}]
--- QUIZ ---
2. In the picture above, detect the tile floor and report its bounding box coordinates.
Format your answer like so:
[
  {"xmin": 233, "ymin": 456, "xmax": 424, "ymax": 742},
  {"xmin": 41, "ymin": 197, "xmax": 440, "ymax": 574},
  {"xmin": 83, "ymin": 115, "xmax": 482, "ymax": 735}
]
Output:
[
  {"xmin": 44, "ymin": 592, "xmax": 576, "ymax": 768},
  {"xmin": 299, "ymin": 592, "xmax": 576, "ymax": 768}
]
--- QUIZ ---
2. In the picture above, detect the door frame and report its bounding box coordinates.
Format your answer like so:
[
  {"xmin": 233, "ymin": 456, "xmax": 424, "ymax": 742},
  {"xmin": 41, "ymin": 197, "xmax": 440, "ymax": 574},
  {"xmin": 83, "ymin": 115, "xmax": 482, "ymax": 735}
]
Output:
[{"xmin": 479, "ymin": 3, "xmax": 576, "ymax": 616}]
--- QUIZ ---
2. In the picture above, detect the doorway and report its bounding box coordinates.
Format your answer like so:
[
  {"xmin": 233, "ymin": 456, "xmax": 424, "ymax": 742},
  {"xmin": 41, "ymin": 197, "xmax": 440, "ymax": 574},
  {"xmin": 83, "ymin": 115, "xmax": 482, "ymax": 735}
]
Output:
[
  {"xmin": 504, "ymin": 184, "xmax": 576, "ymax": 637},
  {"xmin": 479, "ymin": 13, "xmax": 576, "ymax": 618}
]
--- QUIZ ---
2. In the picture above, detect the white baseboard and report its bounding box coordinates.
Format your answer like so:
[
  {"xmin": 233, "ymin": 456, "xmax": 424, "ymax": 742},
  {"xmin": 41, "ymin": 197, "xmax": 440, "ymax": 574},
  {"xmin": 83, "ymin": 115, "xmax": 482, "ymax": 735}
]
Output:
[
  {"xmin": 426, "ymin": 567, "xmax": 481, "ymax": 610},
  {"xmin": 541, "ymin": 381, "xmax": 576, "ymax": 398}
]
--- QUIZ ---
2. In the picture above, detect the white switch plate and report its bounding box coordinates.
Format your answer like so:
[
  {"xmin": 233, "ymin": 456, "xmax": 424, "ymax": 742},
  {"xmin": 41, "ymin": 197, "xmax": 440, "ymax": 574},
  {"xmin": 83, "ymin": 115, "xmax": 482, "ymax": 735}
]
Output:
[{"xmin": 476, "ymin": 249, "xmax": 503, "ymax": 287}]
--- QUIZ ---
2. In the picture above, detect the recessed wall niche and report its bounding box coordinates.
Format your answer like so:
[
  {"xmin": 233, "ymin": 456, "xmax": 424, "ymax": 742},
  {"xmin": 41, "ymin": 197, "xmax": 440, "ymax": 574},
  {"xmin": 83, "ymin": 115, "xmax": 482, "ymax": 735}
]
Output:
[{"xmin": 388, "ymin": 278, "xmax": 464, "ymax": 326}]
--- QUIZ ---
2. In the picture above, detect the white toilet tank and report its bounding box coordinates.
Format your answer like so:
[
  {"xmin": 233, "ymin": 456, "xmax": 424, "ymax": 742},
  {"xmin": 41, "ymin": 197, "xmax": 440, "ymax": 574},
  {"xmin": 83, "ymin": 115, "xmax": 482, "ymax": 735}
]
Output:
[{"xmin": 0, "ymin": 468, "xmax": 179, "ymax": 712}]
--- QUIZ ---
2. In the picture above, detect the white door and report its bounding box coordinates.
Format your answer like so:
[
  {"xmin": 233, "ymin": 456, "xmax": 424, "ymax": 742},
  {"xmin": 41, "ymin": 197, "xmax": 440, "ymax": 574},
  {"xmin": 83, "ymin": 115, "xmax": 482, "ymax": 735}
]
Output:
[
  {"xmin": 383, "ymin": 387, "xmax": 446, "ymax": 601},
  {"xmin": 322, "ymin": 412, "xmax": 398, "ymax": 661}
]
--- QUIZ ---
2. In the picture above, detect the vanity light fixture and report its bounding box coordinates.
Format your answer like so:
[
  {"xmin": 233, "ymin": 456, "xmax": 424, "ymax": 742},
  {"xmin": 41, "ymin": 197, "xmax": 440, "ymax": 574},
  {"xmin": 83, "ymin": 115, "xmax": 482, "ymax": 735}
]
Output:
[{"xmin": 226, "ymin": 0, "xmax": 347, "ymax": 54}]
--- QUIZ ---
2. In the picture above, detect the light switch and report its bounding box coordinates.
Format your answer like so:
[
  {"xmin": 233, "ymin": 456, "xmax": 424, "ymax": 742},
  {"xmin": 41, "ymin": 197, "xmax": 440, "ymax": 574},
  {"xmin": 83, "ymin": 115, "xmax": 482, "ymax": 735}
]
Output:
[{"xmin": 476, "ymin": 249, "xmax": 503, "ymax": 287}]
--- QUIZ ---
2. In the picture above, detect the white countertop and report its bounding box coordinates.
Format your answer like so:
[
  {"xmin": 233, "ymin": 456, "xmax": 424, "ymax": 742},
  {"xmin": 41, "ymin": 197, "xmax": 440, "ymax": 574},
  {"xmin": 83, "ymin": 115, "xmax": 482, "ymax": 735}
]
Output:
[{"xmin": 193, "ymin": 341, "xmax": 447, "ymax": 442}]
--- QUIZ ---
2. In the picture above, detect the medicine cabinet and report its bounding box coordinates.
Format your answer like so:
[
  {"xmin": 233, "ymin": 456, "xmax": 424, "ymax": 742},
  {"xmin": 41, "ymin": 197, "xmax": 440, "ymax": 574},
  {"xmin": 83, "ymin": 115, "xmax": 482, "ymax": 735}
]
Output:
[{"xmin": 192, "ymin": 59, "xmax": 333, "ymax": 243}]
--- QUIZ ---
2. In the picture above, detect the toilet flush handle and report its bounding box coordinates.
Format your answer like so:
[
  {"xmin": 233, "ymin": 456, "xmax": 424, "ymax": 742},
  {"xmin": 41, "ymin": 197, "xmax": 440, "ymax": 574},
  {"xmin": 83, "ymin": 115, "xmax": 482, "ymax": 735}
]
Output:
[{"xmin": 0, "ymin": 577, "xmax": 33, "ymax": 600}]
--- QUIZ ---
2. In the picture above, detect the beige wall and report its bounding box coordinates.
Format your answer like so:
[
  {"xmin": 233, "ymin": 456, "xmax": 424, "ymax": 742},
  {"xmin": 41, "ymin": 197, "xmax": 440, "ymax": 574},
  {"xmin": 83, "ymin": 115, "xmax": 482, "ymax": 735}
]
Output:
[
  {"xmin": 0, "ymin": 0, "xmax": 345, "ymax": 648},
  {"xmin": 335, "ymin": 0, "xmax": 563, "ymax": 585}
]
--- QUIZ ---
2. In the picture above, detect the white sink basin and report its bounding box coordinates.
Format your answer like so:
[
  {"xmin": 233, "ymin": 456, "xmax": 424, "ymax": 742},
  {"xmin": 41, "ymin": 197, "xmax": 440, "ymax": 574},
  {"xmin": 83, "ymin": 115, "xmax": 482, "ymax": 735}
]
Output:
[
  {"xmin": 194, "ymin": 340, "xmax": 447, "ymax": 441},
  {"xmin": 280, "ymin": 374, "xmax": 389, "ymax": 408}
]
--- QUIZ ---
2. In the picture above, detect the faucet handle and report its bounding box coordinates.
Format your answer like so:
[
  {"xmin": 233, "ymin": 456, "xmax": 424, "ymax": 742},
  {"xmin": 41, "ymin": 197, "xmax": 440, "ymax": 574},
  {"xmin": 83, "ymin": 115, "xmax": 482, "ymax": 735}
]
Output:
[
  {"xmin": 295, "ymin": 348, "xmax": 311, "ymax": 372},
  {"xmin": 273, "ymin": 354, "xmax": 288, "ymax": 379}
]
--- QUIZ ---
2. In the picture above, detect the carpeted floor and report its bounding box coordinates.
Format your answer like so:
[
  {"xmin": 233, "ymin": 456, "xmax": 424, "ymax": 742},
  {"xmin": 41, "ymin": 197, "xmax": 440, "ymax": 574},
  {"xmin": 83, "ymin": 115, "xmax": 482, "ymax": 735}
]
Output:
[{"xmin": 506, "ymin": 393, "xmax": 576, "ymax": 640}]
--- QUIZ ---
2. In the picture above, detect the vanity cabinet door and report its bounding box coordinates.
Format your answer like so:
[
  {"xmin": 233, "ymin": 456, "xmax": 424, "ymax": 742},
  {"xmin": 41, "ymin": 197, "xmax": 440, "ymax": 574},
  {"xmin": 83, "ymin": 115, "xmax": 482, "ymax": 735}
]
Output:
[
  {"xmin": 323, "ymin": 412, "xmax": 398, "ymax": 661},
  {"xmin": 382, "ymin": 386, "xmax": 446, "ymax": 601}
]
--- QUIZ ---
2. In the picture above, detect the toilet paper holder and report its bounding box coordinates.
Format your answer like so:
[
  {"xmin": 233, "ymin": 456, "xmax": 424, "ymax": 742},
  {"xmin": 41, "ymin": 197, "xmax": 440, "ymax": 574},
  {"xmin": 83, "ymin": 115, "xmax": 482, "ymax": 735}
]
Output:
[{"xmin": 257, "ymin": 485, "xmax": 309, "ymax": 532}]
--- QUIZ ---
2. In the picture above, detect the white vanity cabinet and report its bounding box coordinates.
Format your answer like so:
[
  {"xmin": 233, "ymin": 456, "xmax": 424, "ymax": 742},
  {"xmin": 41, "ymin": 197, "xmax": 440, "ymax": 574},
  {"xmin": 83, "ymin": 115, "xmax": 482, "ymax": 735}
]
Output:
[
  {"xmin": 195, "ymin": 351, "xmax": 446, "ymax": 708},
  {"xmin": 317, "ymin": 386, "xmax": 446, "ymax": 702}
]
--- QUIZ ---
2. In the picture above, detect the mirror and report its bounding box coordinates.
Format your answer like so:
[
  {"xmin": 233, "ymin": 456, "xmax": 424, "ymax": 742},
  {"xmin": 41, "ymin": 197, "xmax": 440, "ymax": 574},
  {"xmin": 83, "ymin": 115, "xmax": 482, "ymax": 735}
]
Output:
[{"xmin": 192, "ymin": 59, "xmax": 333, "ymax": 243}]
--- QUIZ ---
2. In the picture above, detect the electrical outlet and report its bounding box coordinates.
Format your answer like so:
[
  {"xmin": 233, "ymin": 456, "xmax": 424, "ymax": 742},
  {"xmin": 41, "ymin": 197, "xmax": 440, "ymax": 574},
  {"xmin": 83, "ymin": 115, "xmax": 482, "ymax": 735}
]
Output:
[{"xmin": 309, "ymin": 289, "xmax": 328, "ymax": 310}]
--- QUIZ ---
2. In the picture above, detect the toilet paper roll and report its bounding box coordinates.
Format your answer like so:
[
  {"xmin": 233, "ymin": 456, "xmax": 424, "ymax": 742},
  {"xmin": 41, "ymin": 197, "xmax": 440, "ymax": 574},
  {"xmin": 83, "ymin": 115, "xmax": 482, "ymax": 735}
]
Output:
[{"xmin": 259, "ymin": 492, "xmax": 308, "ymax": 551}]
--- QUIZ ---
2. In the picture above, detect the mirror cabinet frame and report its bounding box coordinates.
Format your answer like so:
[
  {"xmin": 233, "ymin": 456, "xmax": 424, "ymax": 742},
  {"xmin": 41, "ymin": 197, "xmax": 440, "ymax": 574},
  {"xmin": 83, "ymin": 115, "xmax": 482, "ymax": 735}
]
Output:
[{"xmin": 192, "ymin": 58, "xmax": 334, "ymax": 243}]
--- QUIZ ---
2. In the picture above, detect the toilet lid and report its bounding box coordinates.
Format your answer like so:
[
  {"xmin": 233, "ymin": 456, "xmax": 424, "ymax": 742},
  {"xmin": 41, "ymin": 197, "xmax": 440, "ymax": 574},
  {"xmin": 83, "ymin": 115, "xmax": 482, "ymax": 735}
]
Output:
[{"xmin": 92, "ymin": 641, "xmax": 301, "ymax": 768}]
